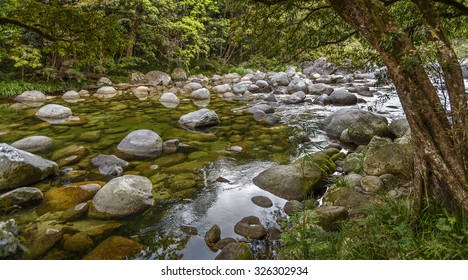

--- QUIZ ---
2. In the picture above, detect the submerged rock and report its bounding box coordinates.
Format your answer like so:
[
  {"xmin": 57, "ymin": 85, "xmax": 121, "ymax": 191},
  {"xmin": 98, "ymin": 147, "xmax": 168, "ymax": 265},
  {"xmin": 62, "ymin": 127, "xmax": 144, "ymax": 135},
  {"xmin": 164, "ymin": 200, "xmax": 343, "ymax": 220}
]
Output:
[
  {"xmin": 63, "ymin": 232, "xmax": 94, "ymax": 254},
  {"xmin": 117, "ymin": 129, "xmax": 163, "ymax": 158},
  {"xmin": 215, "ymin": 242, "xmax": 253, "ymax": 260},
  {"xmin": 0, "ymin": 187, "xmax": 43, "ymax": 212},
  {"xmin": 234, "ymin": 216, "xmax": 267, "ymax": 239},
  {"xmin": 251, "ymin": 196, "xmax": 273, "ymax": 208},
  {"xmin": 89, "ymin": 175, "xmax": 154, "ymax": 218},
  {"xmin": 11, "ymin": 136, "xmax": 52, "ymax": 153},
  {"xmin": 91, "ymin": 154, "xmax": 128, "ymax": 176},
  {"xmin": 205, "ymin": 225, "xmax": 221, "ymax": 248},
  {"xmin": 0, "ymin": 143, "xmax": 58, "ymax": 190},
  {"xmin": 83, "ymin": 236, "xmax": 146, "ymax": 260}
]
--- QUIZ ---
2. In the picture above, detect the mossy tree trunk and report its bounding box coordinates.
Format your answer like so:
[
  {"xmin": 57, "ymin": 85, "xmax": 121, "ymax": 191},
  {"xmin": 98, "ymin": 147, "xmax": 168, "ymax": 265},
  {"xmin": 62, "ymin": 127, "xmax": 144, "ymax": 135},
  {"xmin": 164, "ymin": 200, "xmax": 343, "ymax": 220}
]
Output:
[{"xmin": 327, "ymin": 0, "xmax": 468, "ymax": 213}]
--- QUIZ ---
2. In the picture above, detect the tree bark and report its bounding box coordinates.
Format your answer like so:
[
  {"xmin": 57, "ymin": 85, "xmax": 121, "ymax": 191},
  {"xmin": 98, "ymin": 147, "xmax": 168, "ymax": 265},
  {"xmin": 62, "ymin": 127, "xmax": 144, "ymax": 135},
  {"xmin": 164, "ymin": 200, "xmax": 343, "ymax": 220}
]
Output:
[{"xmin": 327, "ymin": 0, "xmax": 468, "ymax": 213}]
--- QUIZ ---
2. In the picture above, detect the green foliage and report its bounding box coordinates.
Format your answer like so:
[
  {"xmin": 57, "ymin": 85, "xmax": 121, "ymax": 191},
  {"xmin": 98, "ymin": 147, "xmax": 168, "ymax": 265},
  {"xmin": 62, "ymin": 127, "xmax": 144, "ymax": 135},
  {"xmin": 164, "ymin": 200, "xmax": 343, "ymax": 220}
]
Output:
[{"xmin": 0, "ymin": 80, "xmax": 83, "ymax": 97}]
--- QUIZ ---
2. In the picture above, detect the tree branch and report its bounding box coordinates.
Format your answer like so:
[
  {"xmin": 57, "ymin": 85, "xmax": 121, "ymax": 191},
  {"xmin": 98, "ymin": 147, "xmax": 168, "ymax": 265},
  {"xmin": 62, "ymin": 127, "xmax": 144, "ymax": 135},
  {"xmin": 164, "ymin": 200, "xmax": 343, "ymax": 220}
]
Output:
[
  {"xmin": 0, "ymin": 17, "xmax": 69, "ymax": 42},
  {"xmin": 434, "ymin": 0, "xmax": 468, "ymax": 16}
]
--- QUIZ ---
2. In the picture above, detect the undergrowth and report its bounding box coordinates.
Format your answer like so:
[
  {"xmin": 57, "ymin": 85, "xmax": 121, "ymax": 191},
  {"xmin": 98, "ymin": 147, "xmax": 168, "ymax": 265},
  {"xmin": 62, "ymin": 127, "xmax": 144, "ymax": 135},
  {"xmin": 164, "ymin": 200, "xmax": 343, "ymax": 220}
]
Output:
[{"xmin": 0, "ymin": 80, "xmax": 84, "ymax": 97}]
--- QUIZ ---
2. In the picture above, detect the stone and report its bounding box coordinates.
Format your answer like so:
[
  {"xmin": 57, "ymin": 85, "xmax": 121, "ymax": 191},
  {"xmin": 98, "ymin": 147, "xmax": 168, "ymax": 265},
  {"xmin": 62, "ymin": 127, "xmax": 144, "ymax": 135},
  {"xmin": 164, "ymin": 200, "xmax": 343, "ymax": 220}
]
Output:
[
  {"xmin": 180, "ymin": 225, "xmax": 198, "ymax": 235},
  {"xmin": 14, "ymin": 90, "xmax": 46, "ymax": 104},
  {"xmin": 329, "ymin": 89, "xmax": 357, "ymax": 106},
  {"xmin": 171, "ymin": 68, "xmax": 187, "ymax": 81},
  {"xmin": 380, "ymin": 174, "xmax": 399, "ymax": 190},
  {"xmin": 65, "ymin": 220, "xmax": 123, "ymax": 238},
  {"xmin": 247, "ymin": 104, "xmax": 275, "ymax": 114},
  {"xmin": 191, "ymin": 88, "xmax": 210, "ymax": 100},
  {"xmin": 307, "ymin": 83, "xmax": 334, "ymax": 95},
  {"xmin": 304, "ymin": 206, "xmax": 348, "ymax": 231},
  {"xmin": 78, "ymin": 90, "xmax": 90, "ymax": 96},
  {"xmin": 37, "ymin": 182, "xmax": 102, "ymax": 215},
  {"xmin": 97, "ymin": 77, "xmax": 113, "ymax": 86},
  {"xmin": 283, "ymin": 91, "xmax": 306, "ymax": 104},
  {"xmin": 302, "ymin": 57, "xmax": 337, "ymax": 76},
  {"xmin": 51, "ymin": 144, "xmax": 89, "ymax": 161},
  {"xmin": 89, "ymin": 175, "xmax": 154, "ymax": 218},
  {"xmin": 178, "ymin": 109, "xmax": 220, "ymax": 129},
  {"xmin": 347, "ymin": 114, "xmax": 391, "ymax": 145},
  {"xmin": 35, "ymin": 104, "xmax": 72, "ymax": 119},
  {"xmin": 77, "ymin": 130, "xmax": 102, "ymax": 142},
  {"xmin": 363, "ymin": 136, "xmax": 413, "ymax": 178},
  {"xmin": 0, "ymin": 187, "xmax": 43, "ymax": 212},
  {"xmin": 95, "ymin": 86, "xmax": 117, "ymax": 98},
  {"xmin": 267, "ymin": 227, "xmax": 282, "ymax": 240},
  {"xmin": 62, "ymin": 90, "xmax": 80, "ymax": 101},
  {"xmin": 360, "ymin": 176, "xmax": 383, "ymax": 192},
  {"xmin": 183, "ymin": 82, "xmax": 203, "ymax": 94},
  {"xmin": 234, "ymin": 216, "xmax": 267, "ymax": 239},
  {"xmin": 91, "ymin": 154, "xmax": 128, "ymax": 176},
  {"xmin": 205, "ymin": 225, "xmax": 221, "ymax": 248},
  {"xmin": 344, "ymin": 173, "xmax": 363, "ymax": 189},
  {"xmin": 233, "ymin": 81, "xmax": 252, "ymax": 94},
  {"xmin": 212, "ymin": 84, "xmax": 231, "ymax": 94},
  {"xmin": 63, "ymin": 232, "xmax": 94, "ymax": 254},
  {"xmin": 214, "ymin": 238, "xmax": 237, "ymax": 250},
  {"xmin": 253, "ymin": 151, "xmax": 336, "ymax": 200},
  {"xmin": 11, "ymin": 136, "xmax": 52, "ymax": 153},
  {"xmin": 288, "ymin": 78, "xmax": 308, "ymax": 93},
  {"xmin": 389, "ymin": 118, "xmax": 410, "ymax": 138},
  {"xmin": 23, "ymin": 227, "xmax": 63, "ymax": 259},
  {"xmin": 130, "ymin": 72, "xmax": 146, "ymax": 84},
  {"xmin": 284, "ymin": 200, "xmax": 304, "ymax": 216},
  {"xmin": 223, "ymin": 92, "xmax": 236, "ymax": 100},
  {"xmin": 60, "ymin": 202, "xmax": 89, "ymax": 222},
  {"xmin": 312, "ymin": 94, "xmax": 331, "ymax": 106},
  {"xmin": 321, "ymin": 108, "xmax": 388, "ymax": 139},
  {"xmin": 215, "ymin": 242, "xmax": 253, "ymax": 260},
  {"xmin": 0, "ymin": 219, "xmax": 19, "ymax": 258},
  {"xmin": 117, "ymin": 129, "xmax": 163, "ymax": 158},
  {"xmin": 159, "ymin": 92, "xmax": 180, "ymax": 104},
  {"xmin": 133, "ymin": 86, "xmax": 149, "ymax": 99},
  {"xmin": 145, "ymin": 70, "xmax": 171, "ymax": 86},
  {"xmin": 0, "ymin": 144, "xmax": 58, "ymax": 190},
  {"xmin": 271, "ymin": 72, "xmax": 289, "ymax": 86},
  {"xmin": 162, "ymin": 139, "xmax": 179, "ymax": 153},
  {"xmin": 83, "ymin": 236, "xmax": 145, "ymax": 260},
  {"xmin": 251, "ymin": 196, "xmax": 273, "ymax": 208},
  {"xmin": 325, "ymin": 187, "xmax": 373, "ymax": 216}
]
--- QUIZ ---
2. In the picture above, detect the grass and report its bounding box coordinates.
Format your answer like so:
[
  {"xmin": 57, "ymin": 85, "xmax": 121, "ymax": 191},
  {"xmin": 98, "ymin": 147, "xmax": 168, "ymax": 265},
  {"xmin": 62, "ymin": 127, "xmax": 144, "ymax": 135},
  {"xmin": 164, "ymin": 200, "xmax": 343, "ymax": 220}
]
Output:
[
  {"xmin": 0, "ymin": 80, "xmax": 84, "ymax": 97},
  {"xmin": 280, "ymin": 197, "xmax": 468, "ymax": 260}
]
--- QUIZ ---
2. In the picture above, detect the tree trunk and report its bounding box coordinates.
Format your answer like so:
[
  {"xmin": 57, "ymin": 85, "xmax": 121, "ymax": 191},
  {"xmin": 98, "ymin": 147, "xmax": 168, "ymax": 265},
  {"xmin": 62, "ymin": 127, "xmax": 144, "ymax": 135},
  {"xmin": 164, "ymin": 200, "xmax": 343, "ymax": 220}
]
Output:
[{"xmin": 327, "ymin": 0, "xmax": 468, "ymax": 213}]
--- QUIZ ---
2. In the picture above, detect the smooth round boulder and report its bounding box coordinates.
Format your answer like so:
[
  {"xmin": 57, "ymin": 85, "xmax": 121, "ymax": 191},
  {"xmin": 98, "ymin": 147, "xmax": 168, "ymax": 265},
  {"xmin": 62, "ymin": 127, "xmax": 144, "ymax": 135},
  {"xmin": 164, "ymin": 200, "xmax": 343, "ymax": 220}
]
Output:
[
  {"xmin": 89, "ymin": 175, "xmax": 154, "ymax": 218},
  {"xmin": 117, "ymin": 129, "xmax": 163, "ymax": 158},
  {"xmin": 178, "ymin": 109, "xmax": 220, "ymax": 129},
  {"xmin": 347, "ymin": 114, "xmax": 391, "ymax": 145},
  {"xmin": 83, "ymin": 235, "xmax": 146, "ymax": 260},
  {"xmin": 62, "ymin": 90, "xmax": 80, "ymax": 101},
  {"xmin": 251, "ymin": 196, "xmax": 273, "ymax": 208},
  {"xmin": 284, "ymin": 200, "xmax": 304, "ymax": 216},
  {"xmin": 95, "ymin": 86, "xmax": 117, "ymax": 98},
  {"xmin": 91, "ymin": 154, "xmax": 129, "ymax": 176},
  {"xmin": 360, "ymin": 176, "xmax": 383, "ymax": 192},
  {"xmin": 308, "ymin": 83, "xmax": 334, "ymax": 95},
  {"xmin": 329, "ymin": 89, "xmax": 357, "ymax": 106},
  {"xmin": 14, "ymin": 90, "xmax": 46, "ymax": 103},
  {"xmin": 288, "ymin": 77, "xmax": 308, "ymax": 93},
  {"xmin": 63, "ymin": 232, "xmax": 94, "ymax": 254},
  {"xmin": 11, "ymin": 136, "xmax": 52, "ymax": 153},
  {"xmin": 233, "ymin": 81, "xmax": 252, "ymax": 94},
  {"xmin": 145, "ymin": 70, "xmax": 171, "ymax": 86},
  {"xmin": 212, "ymin": 84, "xmax": 231, "ymax": 94},
  {"xmin": 271, "ymin": 72, "xmax": 289, "ymax": 86},
  {"xmin": 133, "ymin": 86, "xmax": 149, "ymax": 100},
  {"xmin": 159, "ymin": 92, "xmax": 180, "ymax": 104},
  {"xmin": 35, "ymin": 104, "xmax": 72, "ymax": 119},
  {"xmin": 190, "ymin": 88, "xmax": 210, "ymax": 100}
]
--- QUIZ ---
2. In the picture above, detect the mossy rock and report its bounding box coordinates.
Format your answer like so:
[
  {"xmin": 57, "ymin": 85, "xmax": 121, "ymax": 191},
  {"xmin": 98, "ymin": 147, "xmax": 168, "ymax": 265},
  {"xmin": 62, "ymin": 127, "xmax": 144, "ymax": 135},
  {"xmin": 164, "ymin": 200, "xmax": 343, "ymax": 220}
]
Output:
[
  {"xmin": 188, "ymin": 151, "xmax": 209, "ymax": 160},
  {"xmin": 77, "ymin": 130, "xmax": 102, "ymax": 142},
  {"xmin": 164, "ymin": 161, "xmax": 206, "ymax": 174},
  {"xmin": 51, "ymin": 144, "xmax": 89, "ymax": 161},
  {"xmin": 152, "ymin": 153, "xmax": 187, "ymax": 167},
  {"xmin": 152, "ymin": 188, "xmax": 172, "ymax": 201},
  {"xmin": 63, "ymin": 232, "xmax": 94, "ymax": 254},
  {"xmin": 215, "ymin": 242, "xmax": 253, "ymax": 260},
  {"xmin": 331, "ymin": 152, "xmax": 346, "ymax": 162},
  {"xmin": 83, "ymin": 236, "xmax": 146, "ymax": 260},
  {"xmin": 172, "ymin": 188, "xmax": 197, "ymax": 199},
  {"xmin": 64, "ymin": 219, "xmax": 123, "ymax": 238}
]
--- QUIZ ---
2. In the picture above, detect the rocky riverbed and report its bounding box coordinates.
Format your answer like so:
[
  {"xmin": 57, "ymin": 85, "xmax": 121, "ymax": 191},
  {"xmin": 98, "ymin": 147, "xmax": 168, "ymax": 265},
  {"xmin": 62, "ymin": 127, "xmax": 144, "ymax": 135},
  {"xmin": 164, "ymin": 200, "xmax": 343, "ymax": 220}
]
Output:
[{"xmin": 1, "ymin": 58, "xmax": 464, "ymax": 260}]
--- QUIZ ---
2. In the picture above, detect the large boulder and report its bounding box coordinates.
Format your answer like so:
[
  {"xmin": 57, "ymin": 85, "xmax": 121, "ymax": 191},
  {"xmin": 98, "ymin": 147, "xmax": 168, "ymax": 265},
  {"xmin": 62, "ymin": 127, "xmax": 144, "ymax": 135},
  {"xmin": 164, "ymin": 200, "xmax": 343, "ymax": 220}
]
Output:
[
  {"xmin": 212, "ymin": 84, "xmax": 231, "ymax": 94},
  {"xmin": 145, "ymin": 70, "xmax": 171, "ymax": 86},
  {"xmin": 307, "ymin": 83, "xmax": 334, "ymax": 95},
  {"xmin": 389, "ymin": 118, "xmax": 410, "ymax": 138},
  {"xmin": 233, "ymin": 81, "xmax": 253, "ymax": 94},
  {"xmin": 97, "ymin": 77, "xmax": 113, "ymax": 86},
  {"xmin": 190, "ymin": 88, "xmax": 210, "ymax": 100},
  {"xmin": 302, "ymin": 206, "xmax": 348, "ymax": 231},
  {"xmin": 89, "ymin": 175, "xmax": 154, "ymax": 218},
  {"xmin": 321, "ymin": 108, "xmax": 388, "ymax": 139},
  {"xmin": 288, "ymin": 78, "xmax": 308, "ymax": 93},
  {"xmin": 171, "ymin": 68, "xmax": 187, "ymax": 81},
  {"xmin": 363, "ymin": 136, "xmax": 413, "ymax": 178},
  {"xmin": 347, "ymin": 114, "xmax": 391, "ymax": 145},
  {"xmin": 204, "ymin": 225, "xmax": 221, "ymax": 248},
  {"xmin": 62, "ymin": 90, "xmax": 80, "ymax": 102},
  {"xmin": 11, "ymin": 136, "xmax": 52, "ymax": 153},
  {"xmin": 14, "ymin": 90, "xmax": 46, "ymax": 104},
  {"xmin": 329, "ymin": 89, "xmax": 357, "ymax": 106},
  {"xmin": 95, "ymin": 86, "xmax": 117, "ymax": 99},
  {"xmin": 178, "ymin": 109, "xmax": 220, "ymax": 129},
  {"xmin": 271, "ymin": 72, "xmax": 289, "ymax": 86},
  {"xmin": 159, "ymin": 92, "xmax": 180, "ymax": 105},
  {"xmin": 0, "ymin": 144, "xmax": 58, "ymax": 190},
  {"xmin": 283, "ymin": 91, "xmax": 306, "ymax": 104},
  {"xmin": 35, "ymin": 104, "xmax": 72, "ymax": 119},
  {"xmin": 253, "ymin": 150, "xmax": 337, "ymax": 200},
  {"xmin": 234, "ymin": 216, "xmax": 267, "ymax": 239},
  {"xmin": 117, "ymin": 129, "xmax": 163, "ymax": 158}
]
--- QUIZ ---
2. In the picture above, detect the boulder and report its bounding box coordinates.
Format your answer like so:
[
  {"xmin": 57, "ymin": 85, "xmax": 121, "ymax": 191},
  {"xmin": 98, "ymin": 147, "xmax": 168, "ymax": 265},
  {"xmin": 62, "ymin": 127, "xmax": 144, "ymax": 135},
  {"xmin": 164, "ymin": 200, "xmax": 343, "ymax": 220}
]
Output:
[
  {"xmin": 234, "ymin": 216, "xmax": 267, "ymax": 239},
  {"xmin": 117, "ymin": 129, "xmax": 163, "ymax": 158},
  {"xmin": 233, "ymin": 81, "xmax": 253, "ymax": 94},
  {"xmin": 171, "ymin": 68, "xmax": 187, "ymax": 81},
  {"xmin": 284, "ymin": 200, "xmax": 304, "ymax": 216},
  {"xmin": 283, "ymin": 91, "xmax": 306, "ymax": 104},
  {"xmin": 60, "ymin": 202, "xmax": 89, "ymax": 222},
  {"xmin": 63, "ymin": 232, "xmax": 94, "ymax": 254},
  {"xmin": 0, "ymin": 219, "xmax": 19, "ymax": 258},
  {"xmin": 247, "ymin": 104, "xmax": 274, "ymax": 114},
  {"xmin": 288, "ymin": 78, "xmax": 308, "ymax": 93},
  {"xmin": 130, "ymin": 72, "xmax": 146, "ymax": 84},
  {"xmin": 14, "ymin": 90, "xmax": 46, "ymax": 104},
  {"xmin": 253, "ymin": 150, "xmax": 337, "ymax": 200},
  {"xmin": 389, "ymin": 118, "xmax": 410, "ymax": 138},
  {"xmin": 0, "ymin": 144, "xmax": 58, "ymax": 190},
  {"xmin": 303, "ymin": 206, "xmax": 348, "ymax": 231},
  {"xmin": 62, "ymin": 90, "xmax": 80, "ymax": 101},
  {"xmin": 162, "ymin": 139, "xmax": 179, "ymax": 153},
  {"xmin": 159, "ymin": 92, "xmax": 180, "ymax": 105},
  {"xmin": 35, "ymin": 104, "xmax": 72, "ymax": 119},
  {"xmin": 271, "ymin": 72, "xmax": 289, "ymax": 86},
  {"xmin": 312, "ymin": 94, "xmax": 331, "ymax": 106},
  {"xmin": 145, "ymin": 70, "xmax": 171, "ymax": 86},
  {"xmin": 95, "ymin": 87, "xmax": 117, "ymax": 98},
  {"xmin": 205, "ymin": 225, "xmax": 221, "ymax": 248},
  {"xmin": 307, "ymin": 83, "xmax": 334, "ymax": 95},
  {"xmin": 178, "ymin": 109, "xmax": 220, "ymax": 129},
  {"xmin": 214, "ymin": 238, "xmax": 237, "ymax": 250},
  {"xmin": 89, "ymin": 175, "xmax": 154, "ymax": 218},
  {"xmin": 97, "ymin": 77, "xmax": 113, "ymax": 86},
  {"xmin": 51, "ymin": 144, "xmax": 89, "ymax": 161},
  {"xmin": 133, "ymin": 86, "xmax": 149, "ymax": 100},
  {"xmin": 329, "ymin": 89, "xmax": 357, "ymax": 106},
  {"xmin": 215, "ymin": 242, "xmax": 253, "ymax": 260},
  {"xmin": 321, "ymin": 108, "xmax": 388, "ymax": 139},
  {"xmin": 212, "ymin": 84, "xmax": 231, "ymax": 94},
  {"xmin": 11, "ymin": 136, "xmax": 52, "ymax": 153},
  {"xmin": 183, "ymin": 82, "xmax": 203, "ymax": 94},
  {"xmin": 363, "ymin": 136, "xmax": 413, "ymax": 178},
  {"xmin": 251, "ymin": 196, "xmax": 273, "ymax": 208},
  {"xmin": 360, "ymin": 176, "xmax": 383, "ymax": 192},
  {"xmin": 190, "ymin": 88, "xmax": 210, "ymax": 100},
  {"xmin": 302, "ymin": 57, "xmax": 337, "ymax": 76},
  {"xmin": 0, "ymin": 187, "xmax": 43, "ymax": 212},
  {"xmin": 347, "ymin": 114, "xmax": 391, "ymax": 145},
  {"xmin": 83, "ymin": 236, "xmax": 145, "ymax": 260}
]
